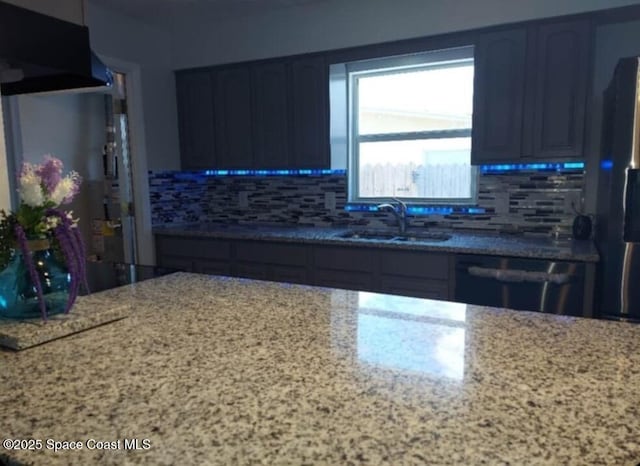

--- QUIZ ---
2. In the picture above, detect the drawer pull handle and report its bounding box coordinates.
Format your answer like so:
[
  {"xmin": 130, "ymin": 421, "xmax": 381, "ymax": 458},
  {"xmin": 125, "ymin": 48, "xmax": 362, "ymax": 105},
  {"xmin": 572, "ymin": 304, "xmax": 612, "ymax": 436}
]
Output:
[{"xmin": 467, "ymin": 266, "xmax": 570, "ymax": 284}]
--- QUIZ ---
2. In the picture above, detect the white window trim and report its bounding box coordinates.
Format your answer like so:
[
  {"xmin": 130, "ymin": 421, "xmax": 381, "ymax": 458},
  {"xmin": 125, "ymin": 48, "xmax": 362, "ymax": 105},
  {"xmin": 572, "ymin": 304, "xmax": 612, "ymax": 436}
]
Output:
[{"xmin": 342, "ymin": 46, "xmax": 477, "ymax": 205}]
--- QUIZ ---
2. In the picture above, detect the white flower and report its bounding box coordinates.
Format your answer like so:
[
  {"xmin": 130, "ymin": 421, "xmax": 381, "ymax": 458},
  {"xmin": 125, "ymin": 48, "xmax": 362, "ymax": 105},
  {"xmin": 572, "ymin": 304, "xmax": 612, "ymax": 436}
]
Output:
[
  {"xmin": 44, "ymin": 216, "xmax": 61, "ymax": 231},
  {"xmin": 50, "ymin": 174, "xmax": 79, "ymax": 205},
  {"xmin": 66, "ymin": 211, "xmax": 79, "ymax": 228},
  {"xmin": 18, "ymin": 163, "xmax": 45, "ymax": 207}
]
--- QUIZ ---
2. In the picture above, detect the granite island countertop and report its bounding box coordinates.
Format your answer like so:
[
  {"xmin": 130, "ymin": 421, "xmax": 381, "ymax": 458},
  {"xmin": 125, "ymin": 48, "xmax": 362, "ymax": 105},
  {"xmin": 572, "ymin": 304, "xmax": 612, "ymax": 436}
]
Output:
[
  {"xmin": 154, "ymin": 223, "xmax": 600, "ymax": 262},
  {"xmin": 1, "ymin": 272, "xmax": 638, "ymax": 465}
]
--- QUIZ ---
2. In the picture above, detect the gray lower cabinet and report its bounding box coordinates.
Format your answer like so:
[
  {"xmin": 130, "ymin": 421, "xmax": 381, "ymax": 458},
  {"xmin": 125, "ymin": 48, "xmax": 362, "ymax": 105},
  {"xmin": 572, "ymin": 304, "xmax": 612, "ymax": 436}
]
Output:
[
  {"xmin": 156, "ymin": 235, "xmax": 232, "ymax": 274},
  {"xmin": 234, "ymin": 241, "xmax": 309, "ymax": 284},
  {"xmin": 156, "ymin": 235, "xmax": 452, "ymax": 300},
  {"xmin": 378, "ymin": 250, "xmax": 450, "ymax": 300},
  {"xmin": 312, "ymin": 246, "xmax": 376, "ymax": 291},
  {"xmin": 194, "ymin": 260, "xmax": 232, "ymax": 276}
]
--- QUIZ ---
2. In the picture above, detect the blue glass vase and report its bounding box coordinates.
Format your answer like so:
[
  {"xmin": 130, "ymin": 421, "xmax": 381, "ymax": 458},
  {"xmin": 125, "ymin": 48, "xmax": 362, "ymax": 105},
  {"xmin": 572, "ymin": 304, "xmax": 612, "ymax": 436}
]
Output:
[{"xmin": 0, "ymin": 240, "xmax": 71, "ymax": 319}]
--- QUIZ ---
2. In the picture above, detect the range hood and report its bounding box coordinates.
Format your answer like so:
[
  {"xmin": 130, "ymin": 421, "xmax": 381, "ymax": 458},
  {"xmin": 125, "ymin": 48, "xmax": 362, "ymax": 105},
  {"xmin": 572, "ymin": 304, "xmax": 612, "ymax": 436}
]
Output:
[{"xmin": 0, "ymin": 1, "xmax": 112, "ymax": 95}]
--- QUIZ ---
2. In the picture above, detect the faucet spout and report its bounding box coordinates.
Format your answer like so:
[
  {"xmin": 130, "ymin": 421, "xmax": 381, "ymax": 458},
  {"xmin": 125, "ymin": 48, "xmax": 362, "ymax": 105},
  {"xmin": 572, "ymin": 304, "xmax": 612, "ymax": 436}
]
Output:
[{"xmin": 376, "ymin": 198, "xmax": 408, "ymax": 234}]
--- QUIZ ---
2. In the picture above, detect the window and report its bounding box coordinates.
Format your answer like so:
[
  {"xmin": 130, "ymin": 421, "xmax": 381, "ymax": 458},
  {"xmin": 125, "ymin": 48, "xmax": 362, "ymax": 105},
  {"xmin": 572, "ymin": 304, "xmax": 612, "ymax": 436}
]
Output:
[{"xmin": 340, "ymin": 46, "xmax": 476, "ymax": 204}]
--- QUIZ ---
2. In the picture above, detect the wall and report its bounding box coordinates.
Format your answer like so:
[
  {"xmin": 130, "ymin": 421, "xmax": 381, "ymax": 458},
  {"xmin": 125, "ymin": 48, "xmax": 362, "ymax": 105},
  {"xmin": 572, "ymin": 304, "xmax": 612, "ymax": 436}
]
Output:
[
  {"xmin": 86, "ymin": 1, "xmax": 180, "ymax": 171},
  {"xmin": 1, "ymin": 0, "xmax": 85, "ymax": 25},
  {"xmin": 0, "ymin": 99, "xmax": 10, "ymax": 212},
  {"xmin": 11, "ymin": 93, "xmax": 106, "ymax": 258},
  {"xmin": 169, "ymin": 0, "xmax": 640, "ymax": 69},
  {"xmin": 148, "ymin": 169, "xmax": 583, "ymax": 237}
]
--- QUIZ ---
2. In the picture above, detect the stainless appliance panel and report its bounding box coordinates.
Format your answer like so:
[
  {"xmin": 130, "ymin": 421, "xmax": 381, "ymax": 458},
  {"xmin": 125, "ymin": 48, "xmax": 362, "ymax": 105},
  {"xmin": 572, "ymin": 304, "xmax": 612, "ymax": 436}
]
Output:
[
  {"xmin": 455, "ymin": 255, "xmax": 585, "ymax": 316},
  {"xmin": 597, "ymin": 57, "xmax": 640, "ymax": 319}
]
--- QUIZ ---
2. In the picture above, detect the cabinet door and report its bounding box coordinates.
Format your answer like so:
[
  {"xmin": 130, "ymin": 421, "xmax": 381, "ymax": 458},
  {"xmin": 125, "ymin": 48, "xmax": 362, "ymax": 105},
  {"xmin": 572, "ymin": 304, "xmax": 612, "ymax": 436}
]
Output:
[
  {"xmin": 270, "ymin": 265, "xmax": 308, "ymax": 284},
  {"xmin": 235, "ymin": 262, "xmax": 269, "ymax": 280},
  {"xmin": 157, "ymin": 255, "xmax": 194, "ymax": 272},
  {"xmin": 156, "ymin": 235, "xmax": 232, "ymax": 274},
  {"xmin": 235, "ymin": 241, "xmax": 310, "ymax": 283},
  {"xmin": 215, "ymin": 67, "xmax": 253, "ymax": 168},
  {"xmin": 471, "ymin": 28, "xmax": 527, "ymax": 164},
  {"xmin": 379, "ymin": 276, "xmax": 449, "ymax": 300},
  {"xmin": 176, "ymin": 71, "xmax": 216, "ymax": 169},
  {"xmin": 312, "ymin": 246, "xmax": 374, "ymax": 291},
  {"xmin": 314, "ymin": 270, "xmax": 372, "ymax": 291},
  {"xmin": 290, "ymin": 57, "xmax": 330, "ymax": 168},
  {"xmin": 252, "ymin": 62, "xmax": 290, "ymax": 168},
  {"xmin": 194, "ymin": 260, "xmax": 232, "ymax": 276},
  {"xmin": 532, "ymin": 20, "xmax": 590, "ymax": 159}
]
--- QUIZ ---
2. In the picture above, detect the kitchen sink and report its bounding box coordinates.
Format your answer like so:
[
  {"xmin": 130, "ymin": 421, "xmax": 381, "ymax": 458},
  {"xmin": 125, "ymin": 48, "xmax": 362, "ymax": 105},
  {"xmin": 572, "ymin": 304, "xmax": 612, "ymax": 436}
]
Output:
[
  {"xmin": 336, "ymin": 230, "xmax": 451, "ymax": 242},
  {"xmin": 337, "ymin": 231, "xmax": 398, "ymax": 241},
  {"xmin": 394, "ymin": 232, "xmax": 451, "ymax": 242}
]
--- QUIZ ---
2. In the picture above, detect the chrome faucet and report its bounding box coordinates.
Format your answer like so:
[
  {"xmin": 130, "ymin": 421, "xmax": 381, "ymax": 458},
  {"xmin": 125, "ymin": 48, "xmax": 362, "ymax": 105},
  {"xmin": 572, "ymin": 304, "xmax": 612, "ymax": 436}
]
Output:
[{"xmin": 376, "ymin": 197, "xmax": 408, "ymax": 234}]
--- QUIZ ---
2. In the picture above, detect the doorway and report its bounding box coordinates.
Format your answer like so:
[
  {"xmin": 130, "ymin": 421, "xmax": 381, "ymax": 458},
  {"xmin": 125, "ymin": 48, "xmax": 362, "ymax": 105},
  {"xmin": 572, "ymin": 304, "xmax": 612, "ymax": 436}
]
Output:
[{"xmin": 93, "ymin": 71, "xmax": 138, "ymax": 265}]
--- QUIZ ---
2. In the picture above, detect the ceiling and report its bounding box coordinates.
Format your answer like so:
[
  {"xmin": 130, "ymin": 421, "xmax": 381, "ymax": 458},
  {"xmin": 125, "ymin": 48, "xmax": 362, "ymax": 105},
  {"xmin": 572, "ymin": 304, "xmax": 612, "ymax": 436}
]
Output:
[{"xmin": 91, "ymin": 0, "xmax": 327, "ymax": 24}]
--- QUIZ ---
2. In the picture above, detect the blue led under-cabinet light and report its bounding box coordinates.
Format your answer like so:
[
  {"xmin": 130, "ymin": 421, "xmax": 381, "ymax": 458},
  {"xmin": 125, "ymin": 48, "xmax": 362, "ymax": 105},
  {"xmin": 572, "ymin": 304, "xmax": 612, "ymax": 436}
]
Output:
[
  {"xmin": 480, "ymin": 162, "xmax": 585, "ymax": 173},
  {"xmin": 201, "ymin": 168, "xmax": 346, "ymax": 176},
  {"xmin": 600, "ymin": 160, "xmax": 613, "ymax": 170},
  {"xmin": 344, "ymin": 204, "xmax": 486, "ymax": 215}
]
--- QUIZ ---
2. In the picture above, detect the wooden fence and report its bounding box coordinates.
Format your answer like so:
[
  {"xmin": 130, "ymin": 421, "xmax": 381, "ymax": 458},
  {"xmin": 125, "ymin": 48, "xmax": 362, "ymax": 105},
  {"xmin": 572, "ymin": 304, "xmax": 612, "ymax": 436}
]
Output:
[{"xmin": 359, "ymin": 162, "xmax": 471, "ymax": 198}]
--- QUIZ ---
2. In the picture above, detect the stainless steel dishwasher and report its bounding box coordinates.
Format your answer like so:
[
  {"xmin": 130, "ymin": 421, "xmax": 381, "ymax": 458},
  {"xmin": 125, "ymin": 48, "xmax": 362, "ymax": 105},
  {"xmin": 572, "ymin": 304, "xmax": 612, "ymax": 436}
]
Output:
[{"xmin": 454, "ymin": 255, "xmax": 586, "ymax": 316}]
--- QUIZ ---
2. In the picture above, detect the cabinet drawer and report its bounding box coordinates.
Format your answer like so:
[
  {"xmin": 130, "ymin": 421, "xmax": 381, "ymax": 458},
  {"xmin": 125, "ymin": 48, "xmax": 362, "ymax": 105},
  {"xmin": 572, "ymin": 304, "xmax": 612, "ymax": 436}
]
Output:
[
  {"xmin": 235, "ymin": 241, "xmax": 308, "ymax": 266},
  {"xmin": 379, "ymin": 250, "xmax": 449, "ymax": 280},
  {"xmin": 194, "ymin": 259, "xmax": 232, "ymax": 276},
  {"xmin": 379, "ymin": 276, "xmax": 449, "ymax": 300},
  {"xmin": 235, "ymin": 262, "xmax": 269, "ymax": 280},
  {"xmin": 157, "ymin": 235, "xmax": 232, "ymax": 260},
  {"xmin": 270, "ymin": 265, "xmax": 308, "ymax": 284},
  {"xmin": 313, "ymin": 246, "xmax": 374, "ymax": 272},
  {"xmin": 314, "ymin": 270, "xmax": 372, "ymax": 291},
  {"xmin": 157, "ymin": 255, "xmax": 194, "ymax": 272}
]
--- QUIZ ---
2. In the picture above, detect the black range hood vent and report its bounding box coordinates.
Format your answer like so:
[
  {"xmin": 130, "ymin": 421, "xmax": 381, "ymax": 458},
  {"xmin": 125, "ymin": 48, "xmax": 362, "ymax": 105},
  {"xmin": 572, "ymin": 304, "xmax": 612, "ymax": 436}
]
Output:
[{"xmin": 0, "ymin": 1, "xmax": 112, "ymax": 95}]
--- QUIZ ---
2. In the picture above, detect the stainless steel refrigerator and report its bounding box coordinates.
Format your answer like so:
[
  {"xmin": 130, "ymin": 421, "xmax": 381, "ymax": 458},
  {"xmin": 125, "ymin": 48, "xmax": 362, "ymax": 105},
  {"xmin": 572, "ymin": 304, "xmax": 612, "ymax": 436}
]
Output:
[{"xmin": 596, "ymin": 56, "xmax": 640, "ymax": 321}]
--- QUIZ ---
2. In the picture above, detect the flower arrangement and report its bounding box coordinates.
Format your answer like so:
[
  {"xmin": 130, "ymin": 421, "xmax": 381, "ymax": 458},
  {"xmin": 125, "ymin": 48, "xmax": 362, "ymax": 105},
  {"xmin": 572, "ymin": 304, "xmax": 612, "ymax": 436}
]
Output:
[{"xmin": 0, "ymin": 155, "xmax": 88, "ymax": 320}]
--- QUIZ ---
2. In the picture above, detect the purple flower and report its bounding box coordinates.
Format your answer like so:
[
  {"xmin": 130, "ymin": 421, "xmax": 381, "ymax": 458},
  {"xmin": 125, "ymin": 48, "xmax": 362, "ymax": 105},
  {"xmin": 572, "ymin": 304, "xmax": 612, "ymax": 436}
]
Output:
[
  {"xmin": 36, "ymin": 155, "xmax": 63, "ymax": 196},
  {"xmin": 14, "ymin": 224, "xmax": 47, "ymax": 321}
]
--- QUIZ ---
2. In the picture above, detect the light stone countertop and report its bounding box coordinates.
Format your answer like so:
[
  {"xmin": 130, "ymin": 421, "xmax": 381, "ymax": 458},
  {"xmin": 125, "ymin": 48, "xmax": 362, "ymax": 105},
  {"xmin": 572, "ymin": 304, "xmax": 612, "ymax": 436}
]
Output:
[
  {"xmin": 1, "ymin": 272, "xmax": 637, "ymax": 465},
  {"xmin": 154, "ymin": 223, "xmax": 600, "ymax": 262}
]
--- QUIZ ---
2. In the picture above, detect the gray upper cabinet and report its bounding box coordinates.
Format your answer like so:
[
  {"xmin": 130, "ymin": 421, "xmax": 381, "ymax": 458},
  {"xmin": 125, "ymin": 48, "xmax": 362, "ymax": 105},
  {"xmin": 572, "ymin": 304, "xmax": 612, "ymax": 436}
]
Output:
[
  {"xmin": 176, "ymin": 55, "xmax": 329, "ymax": 170},
  {"xmin": 214, "ymin": 67, "xmax": 254, "ymax": 168},
  {"xmin": 471, "ymin": 29, "xmax": 527, "ymax": 162},
  {"xmin": 290, "ymin": 57, "xmax": 330, "ymax": 168},
  {"xmin": 532, "ymin": 20, "xmax": 590, "ymax": 159},
  {"xmin": 251, "ymin": 62, "xmax": 290, "ymax": 168},
  {"xmin": 471, "ymin": 19, "xmax": 592, "ymax": 164},
  {"xmin": 176, "ymin": 71, "xmax": 216, "ymax": 170}
]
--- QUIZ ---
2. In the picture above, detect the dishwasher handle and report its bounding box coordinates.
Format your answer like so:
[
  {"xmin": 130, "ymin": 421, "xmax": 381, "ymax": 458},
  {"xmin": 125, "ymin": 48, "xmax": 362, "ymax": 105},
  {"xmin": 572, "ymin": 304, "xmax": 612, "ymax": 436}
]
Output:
[{"xmin": 467, "ymin": 266, "xmax": 571, "ymax": 285}]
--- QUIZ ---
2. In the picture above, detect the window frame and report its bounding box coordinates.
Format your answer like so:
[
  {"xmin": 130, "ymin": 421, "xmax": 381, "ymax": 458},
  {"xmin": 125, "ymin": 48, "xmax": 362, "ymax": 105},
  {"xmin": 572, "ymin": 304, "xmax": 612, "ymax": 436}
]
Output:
[{"xmin": 346, "ymin": 46, "xmax": 478, "ymax": 205}]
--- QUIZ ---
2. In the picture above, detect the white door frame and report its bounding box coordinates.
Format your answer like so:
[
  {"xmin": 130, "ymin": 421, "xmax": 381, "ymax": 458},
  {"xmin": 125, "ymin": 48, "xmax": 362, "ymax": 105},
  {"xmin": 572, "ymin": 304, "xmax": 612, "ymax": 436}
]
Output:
[
  {"xmin": 101, "ymin": 55, "xmax": 155, "ymax": 266},
  {"xmin": 0, "ymin": 97, "xmax": 17, "ymax": 212}
]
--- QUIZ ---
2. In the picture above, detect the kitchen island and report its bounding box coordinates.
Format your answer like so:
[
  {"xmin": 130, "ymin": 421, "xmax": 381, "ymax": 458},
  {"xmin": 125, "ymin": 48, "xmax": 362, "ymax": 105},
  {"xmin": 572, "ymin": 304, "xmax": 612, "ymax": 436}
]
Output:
[{"xmin": 1, "ymin": 273, "xmax": 638, "ymax": 465}]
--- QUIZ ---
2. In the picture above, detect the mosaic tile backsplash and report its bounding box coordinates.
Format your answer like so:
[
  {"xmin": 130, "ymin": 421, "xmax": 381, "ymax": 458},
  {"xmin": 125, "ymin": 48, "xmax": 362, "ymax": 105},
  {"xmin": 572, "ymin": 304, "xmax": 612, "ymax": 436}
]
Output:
[{"xmin": 148, "ymin": 169, "xmax": 584, "ymax": 237}]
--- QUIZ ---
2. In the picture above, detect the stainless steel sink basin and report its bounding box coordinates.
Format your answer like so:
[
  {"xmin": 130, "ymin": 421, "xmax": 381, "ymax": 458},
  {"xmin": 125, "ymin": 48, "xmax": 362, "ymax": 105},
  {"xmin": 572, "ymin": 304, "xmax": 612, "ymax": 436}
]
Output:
[
  {"xmin": 336, "ymin": 230, "xmax": 451, "ymax": 242},
  {"xmin": 394, "ymin": 232, "xmax": 451, "ymax": 242},
  {"xmin": 337, "ymin": 231, "xmax": 397, "ymax": 240}
]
